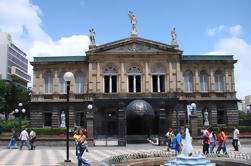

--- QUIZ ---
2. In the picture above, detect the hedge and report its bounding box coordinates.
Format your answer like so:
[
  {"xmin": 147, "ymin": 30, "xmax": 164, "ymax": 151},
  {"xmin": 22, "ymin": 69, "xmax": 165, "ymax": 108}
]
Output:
[
  {"xmin": 32, "ymin": 128, "xmax": 69, "ymax": 135},
  {"xmin": 198, "ymin": 126, "xmax": 251, "ymax": 134}
]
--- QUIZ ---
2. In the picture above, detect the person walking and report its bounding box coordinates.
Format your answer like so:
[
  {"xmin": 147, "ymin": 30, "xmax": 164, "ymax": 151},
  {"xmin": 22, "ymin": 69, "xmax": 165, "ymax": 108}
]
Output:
[
  {"xmin": 172, "ymin": 128, "xmax": 184, "ymax": 154},
  {"xmin": 77, "ymin": 129, "xmax": 90, "ymax": 166},
  {"xmin": 208, "ymin": 128, "xmax": 216, "ymax": 153},
  {"xmin": 73, "ymin": 128, "xmax": 80, "ymax": 156},
  {"xmin": 232, "ymin": 126, "xmax": 240, "ymax": 151},
  {"xmin": 29, "ymin": 129, "xmax": 36, "ymax": 150},
  {"xmin": 216, "ymin": 128, "xmax": 228, "ymax": 155},
  {"xmin": 19, "ymin": 128, "xmax": 31, "ymax": 150},
  {"xmin": 202, "ymin": 127, "xmax": 210, "ymax": 155},
  {"xmin": 166, "ymin": 128, "xmax": 174, "ymax": 151},
  {"xmin": 8, "ymin": 128, "xmax": 18, "ymax": 149}
]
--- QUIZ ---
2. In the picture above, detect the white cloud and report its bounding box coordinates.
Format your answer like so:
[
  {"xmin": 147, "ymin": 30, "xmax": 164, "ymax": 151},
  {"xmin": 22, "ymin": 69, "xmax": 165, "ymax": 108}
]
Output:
[
  {"xmin": 229, "ymin": 25, "xmax": 243, "ymax": 37},
  {"xmin": 207, "ymin": 25, "xmax": 225, "ymax": 36},
  {"xmin": 205, "ymin": 36, "xmax": 251, "ymax": 99},
  {"xmin": 28, "ymin": 35, "xmax": 90, "ymax": 58},
  {"xmin": 0, "ymin": 0, "xmax": 90, "ymax": 87},
  {"xmin": 207, "ymin": 25, "xmax": 243, "ymax": 37}
]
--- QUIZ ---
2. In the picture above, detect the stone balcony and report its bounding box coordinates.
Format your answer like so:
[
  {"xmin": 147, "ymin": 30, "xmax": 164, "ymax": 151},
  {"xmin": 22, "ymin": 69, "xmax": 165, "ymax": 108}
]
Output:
[
  {"xmin": 178, "ymin": 91, "xmax": 237, "ymax": 101},
  {"xmin": 31, "ymin": 91, "xmax": 237, "ymax": 102}
]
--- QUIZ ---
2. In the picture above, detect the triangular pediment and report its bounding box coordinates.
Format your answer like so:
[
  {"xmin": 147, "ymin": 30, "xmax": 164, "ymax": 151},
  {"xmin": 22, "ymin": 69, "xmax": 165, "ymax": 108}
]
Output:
[{"xmin": 86, "ymin": 37, "xmax": 182, "ymax": 55}]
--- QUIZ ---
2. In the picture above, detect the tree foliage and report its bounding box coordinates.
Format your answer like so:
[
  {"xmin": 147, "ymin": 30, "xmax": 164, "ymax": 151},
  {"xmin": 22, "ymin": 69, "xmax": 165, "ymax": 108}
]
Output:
[{"xmin": 0, "ymin": 79, "xmax": 31, "ymax": 120}]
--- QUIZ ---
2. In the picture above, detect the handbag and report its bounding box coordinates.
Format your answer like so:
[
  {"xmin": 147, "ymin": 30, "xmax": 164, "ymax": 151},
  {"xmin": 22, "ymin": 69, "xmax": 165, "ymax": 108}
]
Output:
[{"xmin": 80, "ymin": 140, "xmax": 88, "ymax": 148}]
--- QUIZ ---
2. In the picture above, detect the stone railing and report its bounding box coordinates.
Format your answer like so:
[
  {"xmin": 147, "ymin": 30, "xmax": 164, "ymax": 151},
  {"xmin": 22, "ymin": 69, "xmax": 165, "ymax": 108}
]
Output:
[{"xmin": 178, "ymin": 91, "xmax": 237, "ymax": 100}]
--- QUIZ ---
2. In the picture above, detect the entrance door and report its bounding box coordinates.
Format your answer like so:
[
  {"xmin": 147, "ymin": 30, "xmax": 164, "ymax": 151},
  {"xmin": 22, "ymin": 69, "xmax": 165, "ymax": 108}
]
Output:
[{"xmin": 106, "ymin": 112, "xmax": 118, "ymax": 137}]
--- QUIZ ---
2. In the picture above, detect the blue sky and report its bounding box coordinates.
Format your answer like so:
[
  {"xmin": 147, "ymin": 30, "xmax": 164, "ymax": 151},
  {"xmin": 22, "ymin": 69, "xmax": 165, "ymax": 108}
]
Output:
[
  {"xmin": 33, "ymin": 0, "xmax": 251, "ymax": 54},
  {"xmin": 0, "ymin": 0, "xmax": 251, "ymax": 99}
]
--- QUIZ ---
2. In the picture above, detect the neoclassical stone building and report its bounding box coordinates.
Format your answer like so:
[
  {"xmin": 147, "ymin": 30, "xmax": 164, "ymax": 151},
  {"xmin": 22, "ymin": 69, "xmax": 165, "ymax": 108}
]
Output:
[{"xmin": 30, "ymin": 30, "xmax": 238, "ymax": 145}]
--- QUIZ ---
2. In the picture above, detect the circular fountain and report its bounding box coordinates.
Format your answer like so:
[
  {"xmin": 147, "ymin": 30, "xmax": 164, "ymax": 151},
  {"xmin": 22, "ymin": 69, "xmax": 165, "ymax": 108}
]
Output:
[{"xmin": 161, "ymin": 128, "xmax": 215, "ymax": 166}]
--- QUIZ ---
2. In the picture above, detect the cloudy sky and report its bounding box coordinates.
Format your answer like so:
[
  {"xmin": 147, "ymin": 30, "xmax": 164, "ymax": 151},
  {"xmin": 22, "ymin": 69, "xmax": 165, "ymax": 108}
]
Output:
[{"xmin": 0, "ymin": 0, "xmax": 251, "ymax": 99}]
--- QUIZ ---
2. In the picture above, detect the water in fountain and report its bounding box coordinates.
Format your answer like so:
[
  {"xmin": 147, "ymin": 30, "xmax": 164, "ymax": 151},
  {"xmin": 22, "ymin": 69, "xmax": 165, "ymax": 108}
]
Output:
[{"xmin": 161, "ymin": 128, "xmax": 216, "ymax": 166}]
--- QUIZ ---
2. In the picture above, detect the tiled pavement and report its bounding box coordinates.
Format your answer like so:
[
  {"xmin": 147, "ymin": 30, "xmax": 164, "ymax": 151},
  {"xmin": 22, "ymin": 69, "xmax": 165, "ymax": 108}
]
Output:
[{"xmin": 0, "ymin": 144, "xmax": 250, "ymax": 166}]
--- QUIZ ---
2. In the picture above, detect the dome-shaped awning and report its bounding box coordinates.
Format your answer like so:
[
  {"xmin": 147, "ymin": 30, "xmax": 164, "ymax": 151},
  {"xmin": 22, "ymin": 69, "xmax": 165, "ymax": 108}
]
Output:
[{"xmin": 126, "ymin": 100, "xmax": 154, "ymax": 117}]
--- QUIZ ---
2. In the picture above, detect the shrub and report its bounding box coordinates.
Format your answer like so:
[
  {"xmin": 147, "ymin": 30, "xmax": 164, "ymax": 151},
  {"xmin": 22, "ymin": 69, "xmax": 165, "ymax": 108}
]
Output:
[
  {"xmin": 198, "ymin": 126, "xmax": 251, "ymax": 134},
  {"xmin": 0, "ymin": 119, "xmax": 29, "ymax": 132},
  {"xmin": 32, "ymin": 128, "xmax": 67, "ymax": 135}
]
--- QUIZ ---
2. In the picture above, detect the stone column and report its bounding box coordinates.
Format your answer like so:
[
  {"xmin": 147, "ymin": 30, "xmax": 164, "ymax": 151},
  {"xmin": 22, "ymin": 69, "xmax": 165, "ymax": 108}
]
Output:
[
  {"xmin": 86, "ymin": 112, "xmax": 94, "ymax": 146},
  {"xmin": 158, "ymin": 108, "xmax": 167, "ymax": 146},
  {"xmin": 189, "ymin": 114, "xmax": 199, "ymax": 137},
  {"xmin": 120, "ymin": 62, "xmax": 126, "ymax": 92},
  {"xmin": 96, "ymin": 62, "xmax": 101, "ymax": 92},
  {"xmin": 118, "ymin": 108, "xmax": 126, "ymax": 146},
  {"xmin": 145, "ymin": 61, "xmax": 150, "ymax": 92}
]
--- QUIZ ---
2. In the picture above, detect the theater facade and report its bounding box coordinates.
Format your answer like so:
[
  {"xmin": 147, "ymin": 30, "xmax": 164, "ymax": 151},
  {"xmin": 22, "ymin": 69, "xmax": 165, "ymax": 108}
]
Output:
[{"xmin": 30, "ymin": 26, "xmax": 238, "ymax": 146}]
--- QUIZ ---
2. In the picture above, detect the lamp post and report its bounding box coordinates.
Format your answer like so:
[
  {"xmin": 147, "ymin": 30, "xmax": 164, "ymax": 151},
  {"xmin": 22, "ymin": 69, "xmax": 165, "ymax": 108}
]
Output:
[
  {"xmin": 63, "ymin": 72, "xmax": 74, "ymax": 163},
  {"xmin": 87, "ymin": 104, "xmax": 93, "ymax": 112},
  {"xmin": 15, "ymin": 103, "xmax": 26, "ymax": 133},
  {"xmin": 190, "ymin": 103, "xmax": 196, "ymax": 115}
]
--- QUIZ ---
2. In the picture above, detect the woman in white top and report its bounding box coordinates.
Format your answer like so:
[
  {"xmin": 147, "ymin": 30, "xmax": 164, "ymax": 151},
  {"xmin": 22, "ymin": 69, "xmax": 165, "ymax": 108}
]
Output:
[{"xmin": 208, "ymin": 128, "xmax": 216, "ymax": 153}]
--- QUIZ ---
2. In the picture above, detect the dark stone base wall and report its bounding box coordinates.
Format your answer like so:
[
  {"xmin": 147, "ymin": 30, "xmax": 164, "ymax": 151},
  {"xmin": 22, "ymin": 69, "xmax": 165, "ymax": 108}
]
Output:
[
  {"xmin": 30, "ymin": 99, "xmax": 239, "ymax": 130},
  {"xmin": 30, "ymin": 112, "xmax": 43, "ymax": 128}
]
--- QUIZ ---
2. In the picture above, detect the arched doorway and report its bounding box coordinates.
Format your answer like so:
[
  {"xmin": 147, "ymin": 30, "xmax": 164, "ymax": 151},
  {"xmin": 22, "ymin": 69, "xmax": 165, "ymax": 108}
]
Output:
[{"xmin": 126, "ymin": 100, "xmax": 154, "ymax": 143}]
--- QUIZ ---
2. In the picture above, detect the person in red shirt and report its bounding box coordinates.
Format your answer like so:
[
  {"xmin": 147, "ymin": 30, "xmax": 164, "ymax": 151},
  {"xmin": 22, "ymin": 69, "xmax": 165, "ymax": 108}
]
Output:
[{"xmin": 216, "ymin": 128, "xmax": 228, "ymax": 155}]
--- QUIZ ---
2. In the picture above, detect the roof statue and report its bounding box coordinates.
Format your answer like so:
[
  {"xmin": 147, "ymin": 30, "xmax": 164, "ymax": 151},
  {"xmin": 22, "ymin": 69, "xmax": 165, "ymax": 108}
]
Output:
[
  {"xmin": 128, "ymin": 11, "xmax": 137, "ymax": 37},
  {"xmin": 171, "ymin": 28, "xmax": 178, "ymax": 47},
  {"xmin": 89, "ymin": 28, "xmax": 96, "ymax": 48}
]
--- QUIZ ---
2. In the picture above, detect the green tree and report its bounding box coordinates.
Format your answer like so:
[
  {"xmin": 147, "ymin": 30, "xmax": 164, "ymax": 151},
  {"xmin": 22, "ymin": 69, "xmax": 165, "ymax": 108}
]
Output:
[{"xmin": 0, "ymin": 79, "xmax": 31, "ymax": 120}]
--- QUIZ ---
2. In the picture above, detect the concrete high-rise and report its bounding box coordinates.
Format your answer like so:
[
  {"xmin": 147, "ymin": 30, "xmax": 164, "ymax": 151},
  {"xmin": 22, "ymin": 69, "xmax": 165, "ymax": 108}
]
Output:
[{"xmin": 0, "ymin": 32, "xmax": 31, "ymax": 87}]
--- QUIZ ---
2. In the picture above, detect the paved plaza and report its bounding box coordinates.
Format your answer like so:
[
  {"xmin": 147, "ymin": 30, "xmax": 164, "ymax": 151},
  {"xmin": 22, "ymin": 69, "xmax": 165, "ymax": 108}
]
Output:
[{"xmin": 0, "ymin": 144, "xmax": 251, "ymax": 166}]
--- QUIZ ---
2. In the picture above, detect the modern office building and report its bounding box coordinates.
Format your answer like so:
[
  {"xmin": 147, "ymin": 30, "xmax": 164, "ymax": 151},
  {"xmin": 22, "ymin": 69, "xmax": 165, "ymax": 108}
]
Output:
[
  {"xmin": 0, "ymin": 32, "xmax": 31, "ymax": 87},
  {"xmin": 30, "ymin": 18, "xmax": 239, "ymax": 146}
]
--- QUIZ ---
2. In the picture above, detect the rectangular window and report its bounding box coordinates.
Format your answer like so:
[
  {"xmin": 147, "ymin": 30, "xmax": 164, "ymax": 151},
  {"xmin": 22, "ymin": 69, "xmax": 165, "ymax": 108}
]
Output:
[
  {"xmin": 152, "ymin": 75, "xmax": 165, "ymax": 92},
  {"xmin": 136, "ymin": 76, "xmax": 141, "ymax": 92},
  {"xmin": 128, "ymin": 76, "xmax": 134, "ymax": 92},
  {"xmin": 152, "ymin": 75, "xmax": 158, "ymax": 92},
  {"xmin": 217, "ymin": 107, "xmax": 226, "ymax": 124},
  {"xmin": 112, "ymin": 76, "xmax": 117, "ymax": 92},
  {"xmin": 160, "ymin": 75, "xmax": 165, "ymax": 92},
  {"xmin": 75, "ymin": 112, "xmax": 85, "ymax": 127},
  {"xmin": 104, "ymin": 76, "xmax": 110, "ymax": 93},
  {"xmin": 44, "ymin": 113, "xmax": 52, "ymax": 127}
]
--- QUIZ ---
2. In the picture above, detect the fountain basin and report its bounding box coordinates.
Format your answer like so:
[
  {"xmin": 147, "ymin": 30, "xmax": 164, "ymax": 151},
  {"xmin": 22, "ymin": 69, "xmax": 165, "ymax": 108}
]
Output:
[
  {"xmin": 162, "ymin": 154, "xmax": 215, "ymax": 166},
  {"xmin": 115, "ymin": 158, "xmax": 251, "ymax": 166}
]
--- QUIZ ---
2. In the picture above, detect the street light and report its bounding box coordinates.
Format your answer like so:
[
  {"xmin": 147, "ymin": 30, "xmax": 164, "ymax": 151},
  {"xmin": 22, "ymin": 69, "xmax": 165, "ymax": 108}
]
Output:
[
  {"xmin": 63, "ymin": 72, "xmax": 74, "ymax": 163},
  {"xmin": 87, "ymin": 104, "xmax": 93, "ymax": 111},
  {"xmin": 15, "ymin": 103, "xmax": 26, "ymax": 133},
  {"xmin": 190, "ymin": 103, "xmax": 197, "ymax": 115}
]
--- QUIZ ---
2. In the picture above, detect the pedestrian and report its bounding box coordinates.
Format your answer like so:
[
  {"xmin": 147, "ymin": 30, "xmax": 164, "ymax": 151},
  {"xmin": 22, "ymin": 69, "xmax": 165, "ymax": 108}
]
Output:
[
  {"xmin": 208, "ymin": 128, "xmax": 216, "ymax": 153},
  {"xmin": 216, "ymin": 128, "xmax": 228, "ymax": 155},
  {"xmin": 29, "ymin": 129, "xmax": 36, "ymax": 150},
  {"xmin": 8, "ymin": 128, "xmax": 18, "ymax": 149},
  {"xmin": 172, "ymin": 128, "xmax": 184, "ymax": 154},
  {"xmin": 73, "ymin": 128, "xmax": 80, "ymax": 156},
  {"xmin": 232, "ymin": 126, "xmax": 240, "ymax": 151},
  {"xmin": 202, "ymin": 127, "xmax": 210, "ymax": 155},
  {"xmin": 77, "ymin": 128, "xmax": 90, "ymax": 166},
  {"xmin": 19, "ymin": 128, "xmax": 31, "ymax": 150},
  {"xmin": 166, "ymin": 128, "xmax": 174, "ymax": 151}
]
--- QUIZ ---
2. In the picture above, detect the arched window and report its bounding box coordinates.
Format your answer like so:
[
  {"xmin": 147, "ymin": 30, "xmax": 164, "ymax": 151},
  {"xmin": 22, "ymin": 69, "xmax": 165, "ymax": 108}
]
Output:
[
  {"xmin": 44, "ymin": 72, "xmax": 53, "ymax": 94},
  {"xmin": 128, "ymin": 67, "xmax": 141, "ymax": 92},
  {"xmin": 184, "ymin": 71, "xmax": 193, "ymax": 92},
  {"xmin": 200, "ymin": 71, "xmax": 208, "ymax": 92},
  {"xmin": 59, "ymin": 72, "xmax": 66, "ymax": 94},
  {"xmin": 215, "ymin": 70, "xmax": 224, "ymax": 92},
  {"xmin": 104, "ymin": 67, "xmax": 118, "ymax": 93},
  {"xmin": 75, "ymin": 72, "xmax": 85, "ymax": 93},
  {"xmin": 151, "ymin": 67, "xmax": 165, "ymax": 92}
]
